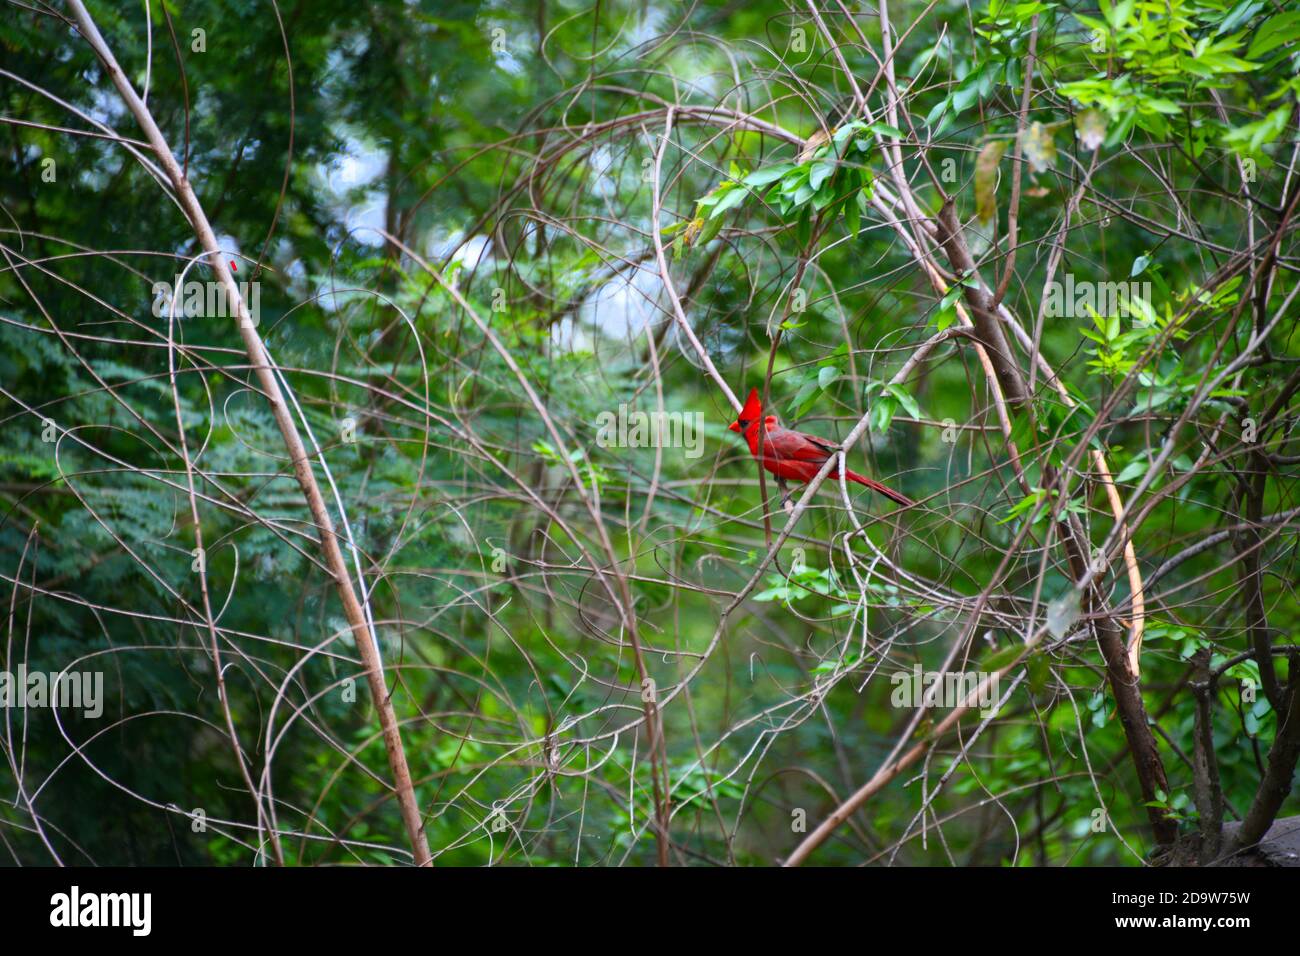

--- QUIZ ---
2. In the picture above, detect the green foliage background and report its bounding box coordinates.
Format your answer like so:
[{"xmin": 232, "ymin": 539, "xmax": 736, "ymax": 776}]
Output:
[{"xmin": 0, "ymin": 0, "xmax": 1297, "ymax": 866}]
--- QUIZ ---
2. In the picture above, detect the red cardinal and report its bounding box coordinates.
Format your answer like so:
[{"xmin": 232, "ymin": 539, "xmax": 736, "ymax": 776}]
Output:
[{"xmin": 728, "ymin": 388, "xmax": 912, "ymax": 507}]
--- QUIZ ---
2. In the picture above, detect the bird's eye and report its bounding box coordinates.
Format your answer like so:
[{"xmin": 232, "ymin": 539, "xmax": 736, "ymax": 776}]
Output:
[{"xmin": 737, "ymin": 419, "xmax": 749, "ymax": 428}]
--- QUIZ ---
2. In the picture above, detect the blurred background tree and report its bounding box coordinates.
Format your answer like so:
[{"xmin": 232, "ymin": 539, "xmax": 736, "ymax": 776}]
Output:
[{"xmin": 1, "ymin": 0, "xmax": 1297, "ymax": 866}]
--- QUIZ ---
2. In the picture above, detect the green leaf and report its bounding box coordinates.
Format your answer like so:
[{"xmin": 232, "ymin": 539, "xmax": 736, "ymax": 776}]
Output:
[
  {"xmin": 708, "ymin": 185, "xmax": 746, "ymax": 219},
  {"xmin": 741, "ymin": 163, "xmax": 796, "ymax": 188},
  {"xmin": 793, "ymin": 376, "xmax": 820, "ymax": 414},
  {"xmin": 999, "ymin": 488, "xmax": 1046, "ymax": 525},
  {"xmin": 936, "ymin": 276, "xmax": 977, "ymax": 327},
  {"xmin": 696, "ymin": 213, "xmax": 724, "ymax": 245},
  {"xmin": 832, "ymin": 121, "xmax": 865, "ymax": 147},
  {"xmin": 795, "ymin": 207, "xmax": 812, "ymax": 246},
  {"xmin": 844, "ymin": 190, "xmax": 861, "ymax": 238},
  {"xmin": 884, "ymin": 383, "xmax": 921, "ymax": 419},
  {"xmin": 1114, "ymin": 457, "xmax": 1148, "ymax": 483},
  {"xmin": 867, "ymin": 121, "xmax": 905, "ymax": 139},
  {"xmin": 1106, "ymin": 0, "xmax": 1135, "ymax": 28},
  {"xmin": 940, "ymin": 282, "xmax": 966, "ymax": 311},
  {"xmin": 982, "ymin": 644, "xmax": 1027, "ymax": 674},
  {"xmin": 1248, "ymin": 11, "xmax": 1300, "ymax": 60},
  {"xmin": 870, "ymin": 394, "xmax": 898, "ymax": 434},
  {"xmin": 808, "ymin": 160, "xmax": 836, "ymax": 191},
  {"xmin": 1218, "ymin": 0, "xmax": 1264, "ymax": 36}
]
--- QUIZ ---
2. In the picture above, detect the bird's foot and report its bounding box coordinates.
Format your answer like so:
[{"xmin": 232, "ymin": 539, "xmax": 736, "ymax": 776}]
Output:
[{"xmin": 777, "ymin": 478, "xmax": 794, "ymax": 514}]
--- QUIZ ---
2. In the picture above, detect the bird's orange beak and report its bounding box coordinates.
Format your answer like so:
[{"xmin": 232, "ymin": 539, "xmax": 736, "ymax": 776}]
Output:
[{"xmin": 728, "ymin": 420, "xmax": 741, "ymax": 433}]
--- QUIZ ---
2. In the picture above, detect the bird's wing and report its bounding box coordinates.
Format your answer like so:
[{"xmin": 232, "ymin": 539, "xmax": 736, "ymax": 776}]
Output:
[
  {"xmin": 767, "ymin": 427, "xmax": 836, "ymax": 462},
  {"xmin": 802, "ymin": 432, "xmax": 843, "ymax": 455}
]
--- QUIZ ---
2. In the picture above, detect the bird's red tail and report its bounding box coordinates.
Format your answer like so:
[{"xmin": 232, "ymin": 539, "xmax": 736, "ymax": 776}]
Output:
[{"xmin": 843, "ymin": 469, "xmax": 913, "ymax": 507}]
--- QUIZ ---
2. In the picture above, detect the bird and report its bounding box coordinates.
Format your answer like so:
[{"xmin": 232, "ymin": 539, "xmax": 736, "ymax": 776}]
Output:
[
  {"xmin": 728, "ymin": 388, "xmax": 912, "ymax": 508},
  {"xmin": 798, "ymin": 127, "xmax": 833, "ymax": 164},
  {"xmin": 797, "ymin": 97, "xmax": 859, "ymax": 162}
]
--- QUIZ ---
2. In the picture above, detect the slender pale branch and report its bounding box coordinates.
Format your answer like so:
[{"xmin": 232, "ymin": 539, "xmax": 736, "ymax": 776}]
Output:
[{"xmin": 65, "ymin": 0, "xmax": 432, "ymax": 866}]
